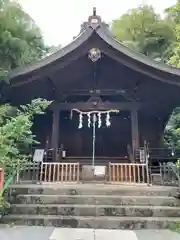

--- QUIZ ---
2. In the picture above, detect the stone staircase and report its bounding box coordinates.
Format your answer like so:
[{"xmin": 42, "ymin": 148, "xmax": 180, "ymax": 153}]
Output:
[{"xmin": 3, "ymin": 184, "xmax": 180, "ymax": 229}]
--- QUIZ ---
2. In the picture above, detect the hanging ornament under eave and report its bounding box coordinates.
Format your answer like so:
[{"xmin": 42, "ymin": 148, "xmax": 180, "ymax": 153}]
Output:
[
  {"xmin": 88, "ymin": 48, "xmax": 101, "ymax": 62},
  {"xmin": 71, "ymin": 109, "xmax": 119, "ymax": 129}
]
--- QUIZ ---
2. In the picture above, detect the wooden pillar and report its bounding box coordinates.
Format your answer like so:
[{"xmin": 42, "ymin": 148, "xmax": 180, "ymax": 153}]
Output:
[
  {"xmin": 51, "ymin": 106, "xmax": 60, "ymax": 160},
  {"xmin": 131, "ymin": 109, "xmax": 139, "ymax": 158}
]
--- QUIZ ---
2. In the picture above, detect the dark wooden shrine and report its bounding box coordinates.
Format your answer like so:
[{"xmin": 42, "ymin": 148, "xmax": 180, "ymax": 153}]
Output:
[{"xmin": 2, "ymin": 8, "xmax": 180, "ymax": 163}]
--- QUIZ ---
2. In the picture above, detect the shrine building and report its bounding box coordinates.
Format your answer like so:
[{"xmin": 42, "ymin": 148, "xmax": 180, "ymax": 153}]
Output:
[{"xmin": 2, "ymin": 8, "xmax": 180, "ymax": 166}]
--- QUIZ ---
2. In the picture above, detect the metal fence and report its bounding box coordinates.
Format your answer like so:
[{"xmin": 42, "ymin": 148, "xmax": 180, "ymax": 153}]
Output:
[
  {"xmin": 149, "ymin": 162, "xmax": 180, "ymax": 186},
  {"xmin": 159, "ymin": 162, "xmax": 180, "ymax": 186},
  {"xmin": 14, "ymin": 162, "xmax": 41, "ymax": 183}
]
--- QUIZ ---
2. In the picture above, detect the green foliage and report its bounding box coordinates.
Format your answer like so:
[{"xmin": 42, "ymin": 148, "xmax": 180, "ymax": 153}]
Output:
[
  {"xmin": 164, "ymin": 108, "xmax": 180, "ymax": 148},
  {"xmin": 169, "ymin": 25, "xmax": 180, "ymax": 67},
  {"xmin": 111, "ymin": 5, "xmax": 176, "ymax": 61},
  {"xmin": 169, "ymin": 222, "xmax": 180, "ymax": 233},
  {"xmin": 165, "ymin": 0, "xmax": 180, "ymax": 67},
  {"xmin": 0, "ymin": 0, "xmax": 49, "ymax": 79},
  {"xmin": 165, "ymin": 0, "xmax": 180, "ymax": 25},
  {"xmin": 0, "ymin": 98, "xmax": 51, "ymax": 178},
  {"xmin": 0, "ymin": 195, "xmax": 10, "ymax": 216},
  {"xmin": 111, "ymin": 1, "xmax": 180, "ymax": 147},
  {"xmin": 176, "ymin": 159, "xmax": 180, "ymax": 168}
]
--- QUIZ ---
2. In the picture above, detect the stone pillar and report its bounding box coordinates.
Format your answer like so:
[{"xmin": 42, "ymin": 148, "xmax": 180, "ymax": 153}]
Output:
[
  {"xmin": 51, "ymin": 106, "xmax": 60, "ymax": 161},
  {"xmin": 131, "ymin": 109, "xmax": 139, "ymax": 158}
]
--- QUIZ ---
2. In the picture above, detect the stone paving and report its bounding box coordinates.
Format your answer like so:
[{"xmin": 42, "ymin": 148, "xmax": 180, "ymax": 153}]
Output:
[{"xmin": 0, "ymin": 227, "xmax": 179, "ymax": 240}]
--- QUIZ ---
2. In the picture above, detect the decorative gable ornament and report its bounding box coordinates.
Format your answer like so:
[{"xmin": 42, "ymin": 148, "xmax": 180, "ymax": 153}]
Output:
[
  {"xmin": 88, "ymin": 48, "xmax": 101, "ymax": 62},
  {"xmin": 88, "ymin": 7, "xmax": 102, "ymax": 26}
]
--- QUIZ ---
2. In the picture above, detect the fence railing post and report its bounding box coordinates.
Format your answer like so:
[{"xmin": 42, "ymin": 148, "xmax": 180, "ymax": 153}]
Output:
[
  {"xmin": 146, "ymin": 160, "xmax": 150, "ymax": 186},
  {"xmin": 40, "ymin": 162, "xmax": 43, "ymax": 183}
]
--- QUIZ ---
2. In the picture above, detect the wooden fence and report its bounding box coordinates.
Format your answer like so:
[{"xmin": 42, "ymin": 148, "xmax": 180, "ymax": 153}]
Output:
[
  {"xmin": 13, "ymin": 161, "xmax": 150, "ymax": 185},
  {"xmin": 39, "ymin": 162, "xmax": 80, "ymax": 183},
  {"xmin": 108, "ymin": 162, "xmax": 149, "ymax": 184}
]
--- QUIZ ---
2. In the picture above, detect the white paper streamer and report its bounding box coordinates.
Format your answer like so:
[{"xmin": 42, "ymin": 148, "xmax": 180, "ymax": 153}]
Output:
[
  {"xmin": 88, "ymin": 113, "xmax": 91, "ymax": 128},
  {"xmin": 98, "ymin": 112, "xmax": 102, "ymax": 128},
  {"xmin": 78, "ymin": 113, "xmax": 83, "ymax": 129},
  {"xmin": 106, "ymin": 112, "xmax": 111, "ymax": 127}
]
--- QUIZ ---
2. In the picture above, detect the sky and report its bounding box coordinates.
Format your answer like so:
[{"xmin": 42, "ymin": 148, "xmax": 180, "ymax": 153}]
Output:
[{"xmin": 19, "ymin": 0, "xmax": 177, "ymax": 46}]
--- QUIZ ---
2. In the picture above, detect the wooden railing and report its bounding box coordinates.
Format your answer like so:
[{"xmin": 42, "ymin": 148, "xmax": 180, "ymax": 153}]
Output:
[
  {"xmin": 108, "ymin": 162, "xmax": 149, "ymax": 184},
  {"xmin": 10, "ymin": 161, "xmax": 151, "ymax": 185},
  {"xmin": 40, "ymin": 162, "xmax": 80, "ymax": 183}
]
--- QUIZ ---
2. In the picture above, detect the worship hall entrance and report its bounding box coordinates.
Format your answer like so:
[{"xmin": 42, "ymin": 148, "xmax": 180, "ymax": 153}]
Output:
[{"xmin": 60, "ymin": 110, "xmax": 132, "ymax": 158}]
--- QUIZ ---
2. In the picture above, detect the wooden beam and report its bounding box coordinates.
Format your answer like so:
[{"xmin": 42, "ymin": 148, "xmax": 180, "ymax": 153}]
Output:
[
  {"xmin": 51, "ymin": 106, "xmax": 60, "ymax": 151},
  {"xmin": 51, "ymin": 101, "xmax": 143, "ymax": 111},
  {"xmin": 61, "ymin": 89, "xmax": 127, "ymax": 96},
  {"xmin": 131, "ymin": 109, "xmax": 139, "ymax": 152},
  {"xmin": 56, "ymin": 89, "xmax": 138, "ymax": 101}
]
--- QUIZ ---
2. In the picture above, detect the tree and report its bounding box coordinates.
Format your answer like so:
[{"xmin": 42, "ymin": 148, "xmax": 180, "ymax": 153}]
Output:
[
  {"xmin": 167, "ymin": 0, "xmax": 180, "ymax": 67},
  {"xmin": 0, "ymin": 98, "xmax": 51, "ymax": 178},
  {"xmin": 112, "ymin": 5, "xmax": 176, "ymax": 61},
  {"xmin": 165, "ymin": 0, "xmax": 180, "ymax": 25},
  {"xmin": 162, "ymin": 3, "xmax": 180, "ymax": 146},
  {"xmin": 164, "ymin": 108, "xmax": 180, "ymax": 148},
  {"xmin": 111, "ymin": 3, "xmax": 180, "ymax": 148},
  {"xmin": 0, "ymin": 0, "xmax": 49, "ymax": 79}
]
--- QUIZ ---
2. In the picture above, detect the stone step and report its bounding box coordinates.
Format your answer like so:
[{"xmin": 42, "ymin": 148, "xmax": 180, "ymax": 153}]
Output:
[
  {"xmin": 3, "ymin": 214, "xmax": 180, "ymax": 229},
  {"xmin": 10, "ymin": 204, "xmax": 180, "ymax": 217},
  {"xmin": 13, "ymin": 194, "xmax": 180, "ymax": 206},
  {"xmin": 9, "ymin": 184, "xmax": 178, "ymax": 197}
]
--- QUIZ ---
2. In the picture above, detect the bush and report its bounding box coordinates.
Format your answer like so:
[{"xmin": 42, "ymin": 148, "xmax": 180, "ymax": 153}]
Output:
[
  {"xmin": 0, "ymin": 98, "xmax": 51, "ymax": 179},
  {"xmin": 0, "ymin": 196, "xmax": 10, "ymax": 217}
]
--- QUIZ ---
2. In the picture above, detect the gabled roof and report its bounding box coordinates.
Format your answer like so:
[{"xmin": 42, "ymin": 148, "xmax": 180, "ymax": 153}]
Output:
[{"xmin": 7, "ymin": 8, "xmax": 180, "ymax": 86}]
